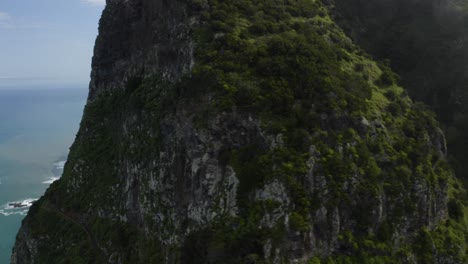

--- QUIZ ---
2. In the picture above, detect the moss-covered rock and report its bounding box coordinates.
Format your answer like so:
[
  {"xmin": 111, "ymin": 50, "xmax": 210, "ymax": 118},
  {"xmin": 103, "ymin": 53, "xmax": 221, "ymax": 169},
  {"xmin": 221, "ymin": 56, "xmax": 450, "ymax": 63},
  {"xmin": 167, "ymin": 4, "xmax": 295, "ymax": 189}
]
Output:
[{"xmin": 11, "ymin": 0, "xmax": 467, "ymax": 263}]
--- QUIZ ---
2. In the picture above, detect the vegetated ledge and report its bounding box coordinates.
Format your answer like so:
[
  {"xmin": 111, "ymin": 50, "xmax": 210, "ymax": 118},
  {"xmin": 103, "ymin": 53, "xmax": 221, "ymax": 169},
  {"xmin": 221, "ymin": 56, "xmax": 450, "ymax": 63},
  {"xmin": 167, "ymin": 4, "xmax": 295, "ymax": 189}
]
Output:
[{"xmin": 12, "ymin": 0, "xmax": 468, "ymax": 263}]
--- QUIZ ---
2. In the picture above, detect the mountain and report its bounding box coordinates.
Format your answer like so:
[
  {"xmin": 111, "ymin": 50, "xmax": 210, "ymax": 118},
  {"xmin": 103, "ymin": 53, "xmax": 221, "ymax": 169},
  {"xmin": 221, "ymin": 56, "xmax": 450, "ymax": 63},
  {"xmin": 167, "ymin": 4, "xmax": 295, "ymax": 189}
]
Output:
[
  {"xmin": 328, "ymin": 0, "xmax": 468, "ymax": 184},
  {"xmin": 11, "ymin": 0, "xmax": 468, "ymax": 263}
]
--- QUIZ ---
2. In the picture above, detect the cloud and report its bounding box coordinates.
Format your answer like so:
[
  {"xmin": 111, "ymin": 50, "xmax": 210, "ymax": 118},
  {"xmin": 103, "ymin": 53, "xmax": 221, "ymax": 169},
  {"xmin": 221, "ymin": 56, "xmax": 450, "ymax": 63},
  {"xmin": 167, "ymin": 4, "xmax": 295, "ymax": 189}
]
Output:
[
  {"xmin": 0, "ymin": 11, "xmax": 10, "ymax": 20},
  {"xmin": 0, "ymin": 11, "xmax": 51, "ymax": 30},
  {"xmin": 0, "ymin": 11, "xmax": 12, "ymax": 29},
  {"xmin": 0, "ymin": 76, "xmax": 57, "ymax": 81},
  {"xmin": 82, "ymin": 0, "xmax": 106, "ymax": 6}
]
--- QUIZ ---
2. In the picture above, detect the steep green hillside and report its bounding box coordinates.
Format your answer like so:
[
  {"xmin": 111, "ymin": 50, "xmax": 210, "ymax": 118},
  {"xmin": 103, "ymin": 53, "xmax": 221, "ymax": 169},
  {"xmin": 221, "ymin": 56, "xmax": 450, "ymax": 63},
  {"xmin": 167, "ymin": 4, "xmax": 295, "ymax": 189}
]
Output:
[
  {"xmin": 11, "ymin": 0, "xmax": 467, "ymax": 263},
  {"xmin": 329, "ymin": 0, "xmax": 468, "ymax": 184}
]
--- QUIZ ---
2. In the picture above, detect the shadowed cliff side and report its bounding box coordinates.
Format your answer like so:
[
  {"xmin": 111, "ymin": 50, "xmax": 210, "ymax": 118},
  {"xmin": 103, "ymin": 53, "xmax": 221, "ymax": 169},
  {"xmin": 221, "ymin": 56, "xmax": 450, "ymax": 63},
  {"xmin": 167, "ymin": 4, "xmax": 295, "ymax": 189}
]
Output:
[
  {"xmin": 12, "ymin": 0, "xmax": 467, "ymax": 263},
  {"xmin": 89, "ymin": 0, "xmax": 193, "ymax": 101},
  {"xmin": 327, "ymin": 0, "xmax": 468, "ymax": 184}
]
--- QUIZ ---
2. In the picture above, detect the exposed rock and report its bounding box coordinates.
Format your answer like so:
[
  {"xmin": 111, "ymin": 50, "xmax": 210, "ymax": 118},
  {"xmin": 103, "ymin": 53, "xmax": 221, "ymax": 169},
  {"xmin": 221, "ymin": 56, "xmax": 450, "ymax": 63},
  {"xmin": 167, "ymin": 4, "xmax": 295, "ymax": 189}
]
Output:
[{"xmin": 11, "ymin": 0, "xmax": 463, "ymax": 263}]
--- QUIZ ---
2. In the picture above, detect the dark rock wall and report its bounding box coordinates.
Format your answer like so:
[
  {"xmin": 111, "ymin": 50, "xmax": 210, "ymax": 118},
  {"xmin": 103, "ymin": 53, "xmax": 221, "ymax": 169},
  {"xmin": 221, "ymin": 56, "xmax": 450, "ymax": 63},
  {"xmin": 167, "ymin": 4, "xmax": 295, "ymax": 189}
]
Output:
[
  {"xmin": 89, "ymin": 0, "xmax": 193, "ymax": 100},
  {"xmin": 11, "ymin": 0, "xmax": 464, "ymax": 263}
]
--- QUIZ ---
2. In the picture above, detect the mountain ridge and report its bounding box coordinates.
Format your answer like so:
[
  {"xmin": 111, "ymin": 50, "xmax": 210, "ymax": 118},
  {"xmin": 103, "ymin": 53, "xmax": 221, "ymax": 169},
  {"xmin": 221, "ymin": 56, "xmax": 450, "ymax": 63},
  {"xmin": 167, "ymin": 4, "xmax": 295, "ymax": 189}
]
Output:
[{"xmin": 12, "ymin": 0, "xmax": 467, "ymax": 263}]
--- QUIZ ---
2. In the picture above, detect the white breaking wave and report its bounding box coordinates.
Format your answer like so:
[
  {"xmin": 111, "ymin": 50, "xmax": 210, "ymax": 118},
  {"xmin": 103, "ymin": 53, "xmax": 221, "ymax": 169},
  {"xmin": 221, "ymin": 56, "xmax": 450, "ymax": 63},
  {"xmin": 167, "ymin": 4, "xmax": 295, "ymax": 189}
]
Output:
[
  {"xmin": 1, "ymin": 160, "xmax": 67, "ymax": 216},
  {"xmin": 0, "ymin": 198, "xmax": 37, "ymax": 216},
  {"xmin": 42, "ymin": 177, "xmax": 60, "ymax": 184},
  {"xmin": 53, "ymin": 160, "xmax": 66, "ymax": 170},
  {"xmin": 42, "ymin": 159, "xmax": 66, "ymax": 184}
]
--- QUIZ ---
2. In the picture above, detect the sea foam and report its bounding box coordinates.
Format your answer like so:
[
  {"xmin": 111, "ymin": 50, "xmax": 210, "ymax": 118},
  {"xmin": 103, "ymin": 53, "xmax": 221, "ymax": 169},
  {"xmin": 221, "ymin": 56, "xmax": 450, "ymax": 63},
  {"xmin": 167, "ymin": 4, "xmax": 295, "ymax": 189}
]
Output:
[
  {"xmin": 0, "ymin": 198, "xmax": 37, "ymax": 216},
  {"xmin": 53, "ymin": 161, "xmax": 66, "ymax": 170},
  {"xmin": 42, "ymin": 177, "xmax": 60, "ymax": 184},
  {"xmin": 42, "ymin": 159, "xmax": 66, "ymax": 184}
]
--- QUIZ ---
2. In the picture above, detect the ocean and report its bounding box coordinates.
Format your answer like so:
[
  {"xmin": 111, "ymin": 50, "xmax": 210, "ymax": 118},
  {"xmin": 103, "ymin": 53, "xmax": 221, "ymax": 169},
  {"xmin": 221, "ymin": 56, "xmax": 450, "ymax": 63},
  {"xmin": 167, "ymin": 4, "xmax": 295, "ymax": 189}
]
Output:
[{"xmin": 0, "ymin": 87, "xmax": 86, "ymax": 263}]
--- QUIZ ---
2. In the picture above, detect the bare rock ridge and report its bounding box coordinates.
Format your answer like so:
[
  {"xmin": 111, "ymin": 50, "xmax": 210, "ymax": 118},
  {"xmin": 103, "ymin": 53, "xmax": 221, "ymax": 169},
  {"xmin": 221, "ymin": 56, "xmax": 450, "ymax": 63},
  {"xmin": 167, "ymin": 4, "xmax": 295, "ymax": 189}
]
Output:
[
  {"xmin": 11, "ymin": 0, "xmax": 467, "ymax": 263},
  {"xmin": 89, "ymin": 0, "xmax": 193, "ymax": 100}
]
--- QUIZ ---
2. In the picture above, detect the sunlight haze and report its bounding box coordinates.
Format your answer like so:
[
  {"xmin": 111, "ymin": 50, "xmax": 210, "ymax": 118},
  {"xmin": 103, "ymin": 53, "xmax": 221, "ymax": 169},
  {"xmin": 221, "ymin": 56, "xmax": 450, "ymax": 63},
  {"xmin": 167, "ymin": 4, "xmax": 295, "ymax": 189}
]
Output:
[{"xmin": 0, "ymin": 0, "xmax": 105, "ymax": 88}]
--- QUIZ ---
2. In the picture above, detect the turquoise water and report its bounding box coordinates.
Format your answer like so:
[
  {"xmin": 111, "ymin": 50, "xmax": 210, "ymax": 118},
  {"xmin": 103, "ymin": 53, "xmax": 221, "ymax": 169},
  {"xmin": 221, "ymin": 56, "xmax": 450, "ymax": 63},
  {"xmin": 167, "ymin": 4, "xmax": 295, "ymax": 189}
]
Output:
[{"xmin": 0, "ymin": 88, "xmax": 86, "ymax": 263}]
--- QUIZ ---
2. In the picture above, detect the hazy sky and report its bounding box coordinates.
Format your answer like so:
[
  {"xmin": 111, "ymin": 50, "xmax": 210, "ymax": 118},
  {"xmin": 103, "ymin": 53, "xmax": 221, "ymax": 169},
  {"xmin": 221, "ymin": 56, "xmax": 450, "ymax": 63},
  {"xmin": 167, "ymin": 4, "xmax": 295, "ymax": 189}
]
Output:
[{"xmin": 0, "ymin": 0, "xmax": 105, "ymax": 88}]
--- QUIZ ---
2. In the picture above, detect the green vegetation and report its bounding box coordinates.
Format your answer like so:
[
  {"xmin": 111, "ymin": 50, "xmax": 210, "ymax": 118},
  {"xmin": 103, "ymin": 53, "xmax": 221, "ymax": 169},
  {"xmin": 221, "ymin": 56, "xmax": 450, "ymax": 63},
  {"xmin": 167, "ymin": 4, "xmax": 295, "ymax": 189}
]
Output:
[
  {"xmin": 332, "ymin": 0, "xmax": 468, "ymax": 201},
  {"xmin": 181, "ymin": 0, "xmax": 461, "ymax": 262},
  {"xmin": 18, "ymin": 0, "xmax": 467, "ymax": 263},
  {"xmin": 330, "ymin": 1, "xmax": 468, "ymax": 261}
]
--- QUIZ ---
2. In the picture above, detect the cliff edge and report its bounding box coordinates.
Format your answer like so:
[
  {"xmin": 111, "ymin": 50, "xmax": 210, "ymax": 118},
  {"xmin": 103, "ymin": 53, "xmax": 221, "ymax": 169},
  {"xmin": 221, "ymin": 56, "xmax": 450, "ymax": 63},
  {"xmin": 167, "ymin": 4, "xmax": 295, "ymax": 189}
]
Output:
[{"xmin": 12, "ymin": 0, "xmax": 467, "ymax": 263}]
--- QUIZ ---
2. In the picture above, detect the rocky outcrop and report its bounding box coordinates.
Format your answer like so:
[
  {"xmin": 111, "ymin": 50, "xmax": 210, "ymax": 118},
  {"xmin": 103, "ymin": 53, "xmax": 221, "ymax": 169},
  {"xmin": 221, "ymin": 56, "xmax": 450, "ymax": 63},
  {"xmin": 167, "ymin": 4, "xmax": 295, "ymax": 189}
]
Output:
[
  {"xmin": 11, "ymin": 226, "xmax": 36, "ymax": 264},
  {"xmin": 12, "ymin": 0, "xmax": 464, "ymax": 263},
  {"xmin": 89, "ymin": 0, "xmax": 193, "ymax": 100}
]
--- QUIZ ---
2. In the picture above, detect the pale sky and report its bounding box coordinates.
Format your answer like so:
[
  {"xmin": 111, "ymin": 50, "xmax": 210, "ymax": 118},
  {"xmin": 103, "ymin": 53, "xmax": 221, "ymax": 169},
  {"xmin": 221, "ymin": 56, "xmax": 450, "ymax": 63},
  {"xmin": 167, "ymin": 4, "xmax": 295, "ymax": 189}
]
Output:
[{"xmin": 0, "ymin": 0, "xmax": 105, "ymax": 88}]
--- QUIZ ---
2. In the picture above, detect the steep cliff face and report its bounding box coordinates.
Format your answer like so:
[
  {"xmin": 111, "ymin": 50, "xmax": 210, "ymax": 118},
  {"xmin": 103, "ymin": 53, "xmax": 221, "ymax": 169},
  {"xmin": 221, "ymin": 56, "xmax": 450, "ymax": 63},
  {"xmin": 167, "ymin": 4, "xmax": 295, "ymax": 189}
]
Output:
[
  {"xmin": 89, "ymin": 0, "xmax": 193, "ymax": 100},
  {"xmin": 327, "ymin": 0, "xmax": 468, "ymax": 181},
  {"xmin": 11, "ymin": 0, "xmax": 466, "ymax": 263}
]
